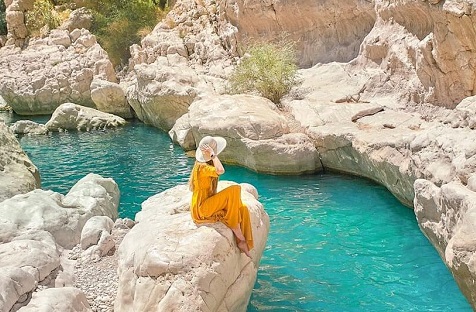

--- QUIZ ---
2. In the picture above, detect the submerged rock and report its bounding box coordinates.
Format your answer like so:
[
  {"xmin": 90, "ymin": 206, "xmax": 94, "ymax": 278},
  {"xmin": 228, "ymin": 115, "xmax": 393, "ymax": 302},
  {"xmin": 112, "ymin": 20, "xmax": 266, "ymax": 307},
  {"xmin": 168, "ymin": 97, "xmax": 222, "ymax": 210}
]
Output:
[{"xmin": 115, "ymin": 182, "xmax": 270, "ymax": 311}]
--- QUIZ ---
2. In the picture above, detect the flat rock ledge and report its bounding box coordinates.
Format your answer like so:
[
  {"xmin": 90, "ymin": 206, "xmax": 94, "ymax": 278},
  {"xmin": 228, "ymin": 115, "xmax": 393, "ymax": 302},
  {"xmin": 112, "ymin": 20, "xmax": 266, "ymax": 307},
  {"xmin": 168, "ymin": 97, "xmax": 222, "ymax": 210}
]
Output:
[{"xmin": 115, "ymin": 182, "xmax": 270, "ymax": 312}]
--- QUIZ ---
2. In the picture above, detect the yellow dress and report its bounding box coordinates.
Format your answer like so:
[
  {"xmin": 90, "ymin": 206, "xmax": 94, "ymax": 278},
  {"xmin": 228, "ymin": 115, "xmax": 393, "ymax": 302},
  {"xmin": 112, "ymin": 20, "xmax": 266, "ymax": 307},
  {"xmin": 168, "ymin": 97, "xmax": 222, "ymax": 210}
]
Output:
[{"xmin": 190, "ymin": 162, "xmax": 254, "ymax": 250}]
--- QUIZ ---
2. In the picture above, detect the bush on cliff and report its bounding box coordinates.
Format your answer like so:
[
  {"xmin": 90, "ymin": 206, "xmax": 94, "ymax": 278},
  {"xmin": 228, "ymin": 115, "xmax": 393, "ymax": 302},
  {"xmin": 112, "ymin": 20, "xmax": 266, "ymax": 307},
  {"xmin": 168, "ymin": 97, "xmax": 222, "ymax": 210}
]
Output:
[
  {"xmin": 85, "ymin": 0, "xmax": 167, "ymax": 67},
  {"xmin": 228, "ymin": 41, "xmax": 299, "ymax": 107},
  {"xmin": 25, "ymin": 0, "xmax": 61, "ymax": 36}
]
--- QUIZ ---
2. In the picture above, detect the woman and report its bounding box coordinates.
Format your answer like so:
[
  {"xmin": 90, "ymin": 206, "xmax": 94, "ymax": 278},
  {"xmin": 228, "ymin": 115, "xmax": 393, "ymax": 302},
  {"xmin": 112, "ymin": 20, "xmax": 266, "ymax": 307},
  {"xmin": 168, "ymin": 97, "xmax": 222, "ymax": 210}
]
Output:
[{"xmin": 189, "ymin": 136, "xmax": 253, "ymax": 257}]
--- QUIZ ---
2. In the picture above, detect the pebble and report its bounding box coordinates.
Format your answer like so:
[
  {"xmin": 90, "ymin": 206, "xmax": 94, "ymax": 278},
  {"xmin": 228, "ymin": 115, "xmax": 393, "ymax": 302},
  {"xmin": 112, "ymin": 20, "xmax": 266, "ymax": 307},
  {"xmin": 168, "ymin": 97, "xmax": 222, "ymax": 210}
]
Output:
[{"xmin": 72, "ymin": 226, "xmax": 129, "ymax": 311}]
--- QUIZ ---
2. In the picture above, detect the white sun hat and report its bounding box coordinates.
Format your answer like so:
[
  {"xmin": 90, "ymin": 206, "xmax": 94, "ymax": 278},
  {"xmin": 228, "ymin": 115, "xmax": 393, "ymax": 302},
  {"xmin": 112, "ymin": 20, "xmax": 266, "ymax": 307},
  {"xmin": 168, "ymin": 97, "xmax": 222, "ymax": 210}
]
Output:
[{"xmin": 195, "ymin": 136, "xmax": 227, "ymax": 162}]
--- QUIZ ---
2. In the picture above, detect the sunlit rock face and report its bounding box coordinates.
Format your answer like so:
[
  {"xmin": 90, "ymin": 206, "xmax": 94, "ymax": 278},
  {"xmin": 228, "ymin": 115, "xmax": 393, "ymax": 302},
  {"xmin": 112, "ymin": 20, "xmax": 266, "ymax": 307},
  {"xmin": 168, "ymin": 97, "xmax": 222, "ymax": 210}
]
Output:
[
  {"xmin": 356, "ymin": 0, "xmax": 476, "ymax": 108},
  {"xmin": 115, "ymin": 183, "xmax": 270, "ymax": 312},
  {"xmin": 221, "ymin": 0, "xmax": 376, "ymax": 68},
  {"xmin": 0, "ymin": 121, "xmax": 40, "ymax": 202},
  {"xmin": 0, "ymin": 29, "xmax": 118, "ymax": 116}
]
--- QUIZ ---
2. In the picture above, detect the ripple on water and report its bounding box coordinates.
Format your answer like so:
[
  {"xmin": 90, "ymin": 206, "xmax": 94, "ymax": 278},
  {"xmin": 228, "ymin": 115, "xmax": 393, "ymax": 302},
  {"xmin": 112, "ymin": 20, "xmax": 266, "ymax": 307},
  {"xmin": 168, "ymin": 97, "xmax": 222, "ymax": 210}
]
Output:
[{"xmin": 11, "ymin": 117, "xmax": 471, "ymax": 312}]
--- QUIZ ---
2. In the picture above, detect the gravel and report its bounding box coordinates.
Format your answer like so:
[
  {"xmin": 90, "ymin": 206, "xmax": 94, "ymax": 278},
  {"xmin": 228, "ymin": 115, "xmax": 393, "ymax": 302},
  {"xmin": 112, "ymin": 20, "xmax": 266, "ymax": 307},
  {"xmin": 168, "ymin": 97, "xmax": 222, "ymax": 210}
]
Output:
[{"xmin": 69, "ymin": 220, "xmax": 133, "ymax": 312}]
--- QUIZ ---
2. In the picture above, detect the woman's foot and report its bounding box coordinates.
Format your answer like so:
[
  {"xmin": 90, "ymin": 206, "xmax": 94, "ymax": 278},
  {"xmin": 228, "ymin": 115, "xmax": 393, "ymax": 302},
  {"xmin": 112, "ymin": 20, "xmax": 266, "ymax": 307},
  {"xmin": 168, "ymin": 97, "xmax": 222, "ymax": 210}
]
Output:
[{"xmin": 237, "ymin": 239, "xmax": 252, "ymax": 258}]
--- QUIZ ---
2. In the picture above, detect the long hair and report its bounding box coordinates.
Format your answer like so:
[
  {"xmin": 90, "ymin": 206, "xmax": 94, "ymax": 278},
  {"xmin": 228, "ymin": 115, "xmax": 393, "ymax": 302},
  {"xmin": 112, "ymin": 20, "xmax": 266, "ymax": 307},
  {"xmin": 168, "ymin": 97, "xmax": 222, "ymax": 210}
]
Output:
[{"xmin": 188, "ymin": 160, "xmax": 215, "ymax": 192}]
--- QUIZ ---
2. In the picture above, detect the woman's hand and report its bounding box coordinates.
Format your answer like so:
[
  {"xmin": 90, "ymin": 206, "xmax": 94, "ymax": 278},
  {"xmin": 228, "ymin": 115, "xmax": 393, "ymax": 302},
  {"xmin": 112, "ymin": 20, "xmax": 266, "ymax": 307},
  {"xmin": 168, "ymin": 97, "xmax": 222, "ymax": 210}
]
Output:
[{"xmin": 200, "ymin": 144, "xmax": 215, "ymax": 159}]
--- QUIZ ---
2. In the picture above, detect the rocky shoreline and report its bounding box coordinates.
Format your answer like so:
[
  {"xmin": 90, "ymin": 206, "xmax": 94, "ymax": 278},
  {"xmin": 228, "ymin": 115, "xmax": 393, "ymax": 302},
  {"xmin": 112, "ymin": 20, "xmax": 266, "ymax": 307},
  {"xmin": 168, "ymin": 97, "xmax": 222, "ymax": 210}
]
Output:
[{"xmin": 1, "ymin": 0, "xmax": 476, "ymax": 310}]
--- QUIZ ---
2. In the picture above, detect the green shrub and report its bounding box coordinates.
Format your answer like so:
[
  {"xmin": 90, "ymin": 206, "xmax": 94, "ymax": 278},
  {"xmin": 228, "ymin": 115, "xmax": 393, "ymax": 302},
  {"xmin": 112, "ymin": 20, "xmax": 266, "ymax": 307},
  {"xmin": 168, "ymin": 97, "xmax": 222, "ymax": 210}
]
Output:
[
  {"xmin": 25, "ymin": 0, "xmax": 61, "ymax": 36},
  {"xmin": 0, "ymin": 0, "xmax": 6, "ymax": 36},
  {"xmin": 85, "ymin": 0, "xmax": 166, "ymax": 67},
  {"xmin": 228, "ymin": 41, "xmax": 299, "ymax": 107}
]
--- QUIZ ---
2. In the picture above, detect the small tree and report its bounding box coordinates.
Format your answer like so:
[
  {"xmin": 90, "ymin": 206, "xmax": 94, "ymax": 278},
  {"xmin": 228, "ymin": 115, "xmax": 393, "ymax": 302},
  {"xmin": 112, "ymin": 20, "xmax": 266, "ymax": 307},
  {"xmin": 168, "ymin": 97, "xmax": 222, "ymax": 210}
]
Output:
[
  {"xmin": 228, "ymin": 41, "xmax": 299, "ymax": 107},
  {"xmin": 25, "ymin": 0, "xmax": 61, "ymax": 36}
]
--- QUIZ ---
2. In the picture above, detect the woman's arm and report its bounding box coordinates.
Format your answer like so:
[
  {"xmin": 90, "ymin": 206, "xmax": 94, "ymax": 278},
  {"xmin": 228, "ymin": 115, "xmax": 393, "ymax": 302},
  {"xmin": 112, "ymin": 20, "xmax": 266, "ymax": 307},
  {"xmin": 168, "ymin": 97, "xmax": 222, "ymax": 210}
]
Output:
[
  {"xmin": 200, "ymin": 143, "xmax": 225, "ymax": 175},
  {"xmin": 212, "ymin": 156, "xmax": 225, "ymax": 175}
]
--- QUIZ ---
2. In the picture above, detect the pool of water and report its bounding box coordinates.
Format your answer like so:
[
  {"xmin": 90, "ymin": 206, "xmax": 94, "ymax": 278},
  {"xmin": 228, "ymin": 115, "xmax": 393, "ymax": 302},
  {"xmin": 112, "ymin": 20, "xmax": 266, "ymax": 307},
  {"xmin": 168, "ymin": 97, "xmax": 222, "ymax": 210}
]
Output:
[{"xmin": 6, "ymin": 115, "xmax": 471, "ymax": 311}]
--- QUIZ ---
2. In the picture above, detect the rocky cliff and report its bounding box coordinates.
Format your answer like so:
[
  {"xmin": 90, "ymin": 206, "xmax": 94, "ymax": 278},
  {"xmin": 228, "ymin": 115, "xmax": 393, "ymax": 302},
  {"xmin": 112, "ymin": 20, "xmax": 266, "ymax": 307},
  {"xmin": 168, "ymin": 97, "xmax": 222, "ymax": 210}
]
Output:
[{"xmin": 1, "ymin": 0, "xmax": 476, "ymax": 309}]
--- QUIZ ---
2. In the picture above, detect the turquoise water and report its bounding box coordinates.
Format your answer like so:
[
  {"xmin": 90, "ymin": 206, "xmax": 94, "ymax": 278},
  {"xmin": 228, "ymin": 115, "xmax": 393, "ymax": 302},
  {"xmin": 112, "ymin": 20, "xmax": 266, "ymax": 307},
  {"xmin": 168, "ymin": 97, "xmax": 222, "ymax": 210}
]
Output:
[{"xmin": 7, "ymin": 116, "xmax": 471, "ymax": 311}]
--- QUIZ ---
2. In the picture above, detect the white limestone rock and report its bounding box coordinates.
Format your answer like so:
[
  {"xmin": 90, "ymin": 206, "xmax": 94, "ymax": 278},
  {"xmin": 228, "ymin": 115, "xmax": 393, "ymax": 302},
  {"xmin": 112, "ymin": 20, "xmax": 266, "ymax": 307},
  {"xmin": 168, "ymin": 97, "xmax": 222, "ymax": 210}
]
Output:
[
  {"xmin": 0, "ymin": 239, "xmax": 60, "ymax": 281},
  {"xmin": 170, "ymin": 94, "xmax": 321, "ymax": 174},
  {"xmin": 80, "ymin": 216, "xmax": 114, "ymax": 250},
  {"xmin": 45, "ymin": 103, "xmax": 126, "ymax": 131},
  {"xmin": 0, "ymin": 121, "xmax": 40, "ymax": 202},
  {"xmin": 16, "ymin": 287, "xmax": 92, "ymax": 312},
  {"xmin": 125, "ymin": 56, "xmax": 200, "ymax": 131},
  {"xmin": 115, "ymin": 182, "xmax": 270, "ymax": 312},
  {"xmin": 90, "ymin": 78, "xmax": 132, "ymax": 119},
  {"xmin": 0, "ymin": 28, "xmax": 116, "ymax": 115},
  {"xmin": 414, "ymin": 179, "xmax": 476, "ymax": 307},
  {"xmin": 9, "ymin": 120, "xmax": 48, "ymax": 135},
  {"xmin": 0, "ymin": 173, "xmax": 119, "ymax": 248},
  {"xmin": 0, "ymin": 267, "xmax": 36, "ymax": 312}
]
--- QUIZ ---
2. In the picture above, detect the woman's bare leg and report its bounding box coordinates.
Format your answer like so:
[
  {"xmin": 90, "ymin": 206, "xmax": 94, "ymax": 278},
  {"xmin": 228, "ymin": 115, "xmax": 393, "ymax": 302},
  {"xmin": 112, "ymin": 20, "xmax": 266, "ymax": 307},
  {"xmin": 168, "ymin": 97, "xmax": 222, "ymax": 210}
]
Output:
[{"xmin": 231, "ymin": 226, "xmax": 251, "ymax": 258}]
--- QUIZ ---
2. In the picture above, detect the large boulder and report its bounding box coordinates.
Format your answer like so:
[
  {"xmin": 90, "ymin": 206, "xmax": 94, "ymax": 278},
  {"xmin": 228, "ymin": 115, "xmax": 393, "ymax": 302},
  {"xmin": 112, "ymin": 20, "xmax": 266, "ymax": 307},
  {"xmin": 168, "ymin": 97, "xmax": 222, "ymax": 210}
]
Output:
[
  {"xmin": 90, "ymin": 78, "xmax": 132, "ymax": 119},
  {"xmin": 125, "ymin": 56, "xmax": 200, "ymax": 131},
  {"xmin": 170, "ymin": 94, "xmax": 321, "ymax": 174},
  {"xmin": 115, "ymin": 182, "xmax": 269, "ymax": 311},
  {"xmin": 45, "ymin": 103, "xmax": 127, "ymax": 131},
  {"xmin": 59, "ymin": 7, "xmax": 93, "ymax": 32},
  {"xmin": 0, "ymin": 121, "xmax": 40, "ymax": 202},
  {"xmin": 0, "ymin": 233, "xmax": 61, "ymax": 312},
  {"xmin": 0, "ymin": 173, "xmax": 120, "ymax": 248},
  {"xmin": 0, "ymin": 28, "xmax": 117, "ymax": 115}
]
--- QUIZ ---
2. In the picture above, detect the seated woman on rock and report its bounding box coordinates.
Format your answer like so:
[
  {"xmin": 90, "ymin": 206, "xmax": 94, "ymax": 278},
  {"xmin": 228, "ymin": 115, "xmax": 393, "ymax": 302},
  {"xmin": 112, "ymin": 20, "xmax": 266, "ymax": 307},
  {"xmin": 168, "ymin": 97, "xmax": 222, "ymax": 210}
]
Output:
[{"xmin": 189, "ymin": 136, "xmax": 253, "ymax": 257}]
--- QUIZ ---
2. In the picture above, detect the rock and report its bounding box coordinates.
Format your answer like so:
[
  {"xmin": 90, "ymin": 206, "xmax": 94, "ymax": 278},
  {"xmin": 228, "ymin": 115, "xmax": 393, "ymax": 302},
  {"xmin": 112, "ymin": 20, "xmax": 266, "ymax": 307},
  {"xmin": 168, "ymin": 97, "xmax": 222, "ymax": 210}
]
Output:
[
  {"xmin": 59, "ymin": 7, "xmax": 93, "ymax": 32},
  {"xmin": 221, "ymin": 0, "xmax": 375, "ymax": 68},
  {"xmin": 0, "ymin": 28, "xmax": 117, "ymax": 115},
  {"xmin": 0, "ymin": 173, "xmax": 119, "ymax": 248},
  {"xmin": 170, "ymin": 94, "xmax": 321, "ymax": 174},
  {"xmin": 45, "ymin": 103, "xmax": 127, "ymax": 131},
  {"xmin": 0, "ymin": 121, "xmax": 40, "ymax": 202},
  {"xmin": 125, "ymin": 56, "xmax": 200, "ymax": 131},
  {"xmin": 115, "ymin": 182, "xmax": 270, "ymax": 311},
  {"xmin": 49, "ymin": 29, "xmax": 72, "ymax": 47},
  {"xmin": 351, "ymin": 106, "xmax": 384, "ymax": 122},
  {"xmin": 16, "ymin": 287, "xmax": 92, "ymax": 312},
  {"xmin": 0, "ymin": 267, "xmax": 36, "ymax": 312},
  {"xmin": 0, "ymin": 239, "xmax": 60, "ymax": 281},
  {"xmin": 90, "ymin": 78, "xmax": 132, "ymax": 119},
  {"xmin": 9, "ymin": 120, "xmax": 48, "ymax": 135},
  {"xmin": 168, "ymin": 113, "xmax": 195, "ymax": 151},
  {"xmin": 80, "ymin": 216, "xmax": 114, "ymax": 250},
  {"xmin": 113, "ymin": 218, "xmax": 136, "ymax": 230},
  {"xmin": 414, "ymin": 179, "xmax": 476, "ymax": 308}
]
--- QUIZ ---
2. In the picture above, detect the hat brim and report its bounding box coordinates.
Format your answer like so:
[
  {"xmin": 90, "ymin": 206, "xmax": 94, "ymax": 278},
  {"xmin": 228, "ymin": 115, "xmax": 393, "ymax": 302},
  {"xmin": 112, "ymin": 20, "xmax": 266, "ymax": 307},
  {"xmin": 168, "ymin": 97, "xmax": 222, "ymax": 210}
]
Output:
[{"xmin": 195, "ymin": 136, "xmax": 227, "ymax": 162}]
